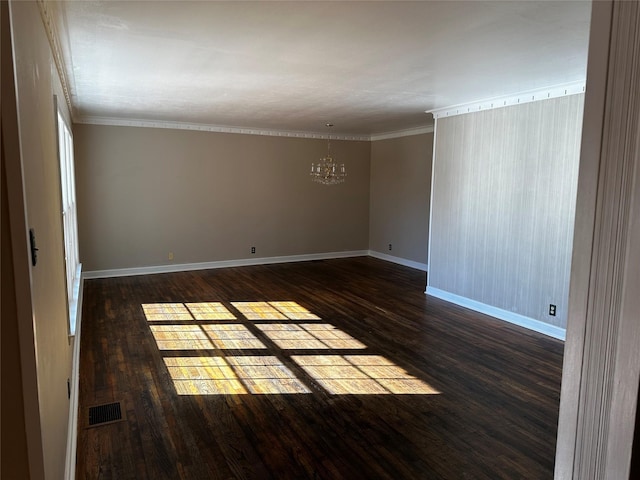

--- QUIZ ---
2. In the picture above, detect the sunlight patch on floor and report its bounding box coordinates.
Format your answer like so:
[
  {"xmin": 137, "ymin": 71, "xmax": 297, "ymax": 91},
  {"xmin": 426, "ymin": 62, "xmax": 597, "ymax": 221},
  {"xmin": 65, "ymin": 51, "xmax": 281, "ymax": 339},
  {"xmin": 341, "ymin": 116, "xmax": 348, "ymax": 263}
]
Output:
[
  {"xmin": 231, "ymin": 302, "xmax": 288, "ymax": 320},
  {"xmin": 201, "ymin": 324, "xmax": 267, "ymax": 349},
  {"xmin": 143, "ymin": 303, "xmax": 193, "ymax": 321},
  {"xmin": 143, "ymin": 301, "xmax": 440, "ymax": 396},
  {"xmin": 292, "ymin": 355, "xmax": 440, "ymax": 395},
  {"xmin": 226, "ymin": 356, "xmax": 311, "ymax": 394},
  {"xmin": 255, "ymin": 323, "xmax": 366, "ymax": 349},
  {"xmin": 164, "ymin": 356, "xmax": 247, "ymax": 395},
  {"xmin": 164, "ymin": 356, "xmax": 310, "ymax": 395},
  {"xmin": 150, "ymin": 325, "xmax": 214, "ymax": 350},
  {"xmin": 186, "ymin": 302, "xmax": 237, "ymax": 320},
  {"xmin": 143, "ymin": 302, "xmax": 237, "ymax": 321},
  {"xmin": 268, "ymin": 301, "xmax": 321, "ymax": 320}
]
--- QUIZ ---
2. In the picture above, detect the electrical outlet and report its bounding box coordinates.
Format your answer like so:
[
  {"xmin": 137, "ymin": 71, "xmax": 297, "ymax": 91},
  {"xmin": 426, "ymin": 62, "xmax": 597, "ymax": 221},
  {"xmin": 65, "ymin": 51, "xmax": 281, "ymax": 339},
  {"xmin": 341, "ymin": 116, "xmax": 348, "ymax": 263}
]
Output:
[
  {"xmin": 549, "ymin": 304, "xmax": 556, "ymax": 316},
  {"xmin": 168, "ymin": 252, "xmax": 174, "ymax": 261},
  {"xmin": 251, "ymin": 247, "xmax": 256, "ymax": 254},
  {"xmin": 388, "ymin": 243, "xmax": 392, "ymax": 251}
]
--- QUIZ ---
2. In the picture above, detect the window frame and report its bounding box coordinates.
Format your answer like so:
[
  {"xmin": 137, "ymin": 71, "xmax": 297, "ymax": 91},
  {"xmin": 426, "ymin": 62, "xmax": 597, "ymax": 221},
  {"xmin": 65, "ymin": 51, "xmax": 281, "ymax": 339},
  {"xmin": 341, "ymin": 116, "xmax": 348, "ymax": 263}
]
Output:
[{"xmin": 55, "ymin": 98, "xmax": 81, "ymax": 336}]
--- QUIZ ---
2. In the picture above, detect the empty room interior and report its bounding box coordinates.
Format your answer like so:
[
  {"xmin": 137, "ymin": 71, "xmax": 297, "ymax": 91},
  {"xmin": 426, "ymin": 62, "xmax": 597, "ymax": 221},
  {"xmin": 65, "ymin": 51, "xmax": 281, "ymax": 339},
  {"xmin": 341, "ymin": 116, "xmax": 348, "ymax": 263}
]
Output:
[{"xmin": 2, "ymin": 1, "xmax": 640, "ymax": 479}]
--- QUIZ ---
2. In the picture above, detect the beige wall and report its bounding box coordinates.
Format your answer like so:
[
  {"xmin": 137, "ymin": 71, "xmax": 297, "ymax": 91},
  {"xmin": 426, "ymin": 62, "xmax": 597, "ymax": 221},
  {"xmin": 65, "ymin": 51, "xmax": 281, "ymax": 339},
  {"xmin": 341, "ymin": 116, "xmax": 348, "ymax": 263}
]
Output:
[
  {"xmin": 428, "ymin": 94, "xmax": 584, "ymax": 328},
  {"xmin": 74, "ymin": 124, "xmax": 371, "ymax": 271},
  {"xmin": 369, "ymin": 133, "xmax": 432, "ymax": 266},
  {"xmin": 6, "ymin": 1, "xmax": 76, "ymax": 478}
]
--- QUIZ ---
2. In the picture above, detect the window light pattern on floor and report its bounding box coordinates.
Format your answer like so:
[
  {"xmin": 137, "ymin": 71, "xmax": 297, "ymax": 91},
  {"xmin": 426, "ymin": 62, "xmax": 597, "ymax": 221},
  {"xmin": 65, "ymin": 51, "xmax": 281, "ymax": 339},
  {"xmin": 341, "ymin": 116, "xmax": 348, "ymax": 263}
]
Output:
[
  {"xmin": 267, "ymin": 301, "xmax": 321, "ymax": 320},
  {"xmin": 202, "ymin": 325, "xmax": 266, "ymax": 350},
  {"xmin": 231, "ymin": 302, "xmax": 288, "ymax": 320},
  {"xmin": 186, "ymin": 302, "xmax": 236, "ymax": 320},
  {"xmin": 150, "ymin": 324, "xmax": 266, "ymax": 351},
  {"xmin": 255, "ymin": 323, "xmax": 366, "ymax": 350},
  {"xmin": 143, "ymin": 302, "xmax": 236, "ymax": 321},
  {"xmin": 164, "ymin": 356, "xmax": 247, "ymax": 395},
  {"xmin": 143, "ymin": 301, "xmax": 439, "ymax": 396},
  {"xmin": 150, "ymin": 325, "xmax": 214, "ymax": 350},
  {"xmin": 143, "ymin": 303, "xmax": 193, "ymax": 321},
  {"xmin": 164, "ymin": 356, "xmax": 309, "ymax": 395},
  {"xmin": 292, "ymin": 355, "xmax": 440, "ymax": 395}
]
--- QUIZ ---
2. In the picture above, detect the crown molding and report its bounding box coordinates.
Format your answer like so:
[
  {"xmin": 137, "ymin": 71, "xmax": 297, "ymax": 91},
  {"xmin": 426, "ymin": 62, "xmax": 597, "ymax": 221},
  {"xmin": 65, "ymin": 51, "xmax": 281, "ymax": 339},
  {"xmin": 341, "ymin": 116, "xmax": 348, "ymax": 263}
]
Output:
[
  {"xmin": 76, "ymin": 116, "xmax": 371, "ymax": 141},
  {"xmin": 428, "ymin": 81, "xmax": 586, "ymax": 119},
  {"xmin": 77, "ymin": 115, "xmax": 437, "ymax": 142},
  {"xmin": 370, "ymin": 125, "xmax": 434, "ymax": 141},
  {"xmin": 37, "ymin": 0, "xmax": 75, "ymax": 120}
]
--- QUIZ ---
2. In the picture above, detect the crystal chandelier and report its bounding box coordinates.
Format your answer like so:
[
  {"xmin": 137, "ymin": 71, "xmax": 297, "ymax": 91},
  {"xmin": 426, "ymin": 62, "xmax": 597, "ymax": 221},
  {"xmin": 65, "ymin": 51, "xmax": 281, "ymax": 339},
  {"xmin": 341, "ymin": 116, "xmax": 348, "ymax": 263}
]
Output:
[{"xmin": 310, "ymin": 123, "xmax": 346, "ymax": 185}]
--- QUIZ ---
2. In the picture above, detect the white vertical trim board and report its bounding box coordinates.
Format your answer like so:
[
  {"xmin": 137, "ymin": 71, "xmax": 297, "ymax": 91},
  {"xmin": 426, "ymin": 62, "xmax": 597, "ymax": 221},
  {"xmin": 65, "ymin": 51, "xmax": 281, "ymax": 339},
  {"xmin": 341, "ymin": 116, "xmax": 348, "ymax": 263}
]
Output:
[
  {"xmin": 426, "ymin": 115, "xmax": 437, "ymax": 288},
  {"xmin": 425, "ymin": 287, "xmax": 566, "ymax": 341},
  {"xmin": 68, "ymin": 263, "xmax": 82, "ymax": 336},
  {"xmin": 555, "ymin": 1, "xmax": 640, "ymax": 478},
  {"xmin": 64, "ymin": 273, "xmax": 84, "ymax": 480}
]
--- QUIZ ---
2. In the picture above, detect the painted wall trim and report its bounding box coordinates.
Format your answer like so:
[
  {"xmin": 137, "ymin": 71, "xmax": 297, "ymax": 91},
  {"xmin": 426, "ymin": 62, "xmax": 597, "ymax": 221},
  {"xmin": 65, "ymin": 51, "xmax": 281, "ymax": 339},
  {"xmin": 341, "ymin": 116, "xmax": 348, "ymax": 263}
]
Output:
[
  {"xmin": 83, "ymin": 250, "xmax": 370, "ymax": 279},
  {"xmin": 428, "ymin": 81, "xmax": 586, "ymax": 119},
  {"xmin": 36, "ymin": 0, "xmax": 74, "ymax": 120},
  {"xmin": 68, "ymin": 263, "xmax": 82, "ymax": 336},
  {"xmin": 76, "ymin": 116, "xmax": 371, "ymax": 141},
  {"xmin": 426, "ymin": 118, "xmax": 438, "ymax": 292},
  {"xmin": 76, "ymin": 115, "xmax": 436, "ymax": 142},
  {"xmin": 368, "ymin": 250, "xmax": 427, "ymax": 271},
  {"xmin": 83, "ymin": 251, "xmax": 428, "ymax": 279},
  {"xmin": 64, "ymin": 273, "xmax": 84, "ymax": 480},
  {"xmin": 370, "ymin": 125, "xmax": 434, "ymax": 141},
  {"xmin": 555, "ymin": 1, "xmax": 640, "ymax": 477},
  {"xmin": 425, "ymin": 286, "xmax": 566, "ymax": 341}
]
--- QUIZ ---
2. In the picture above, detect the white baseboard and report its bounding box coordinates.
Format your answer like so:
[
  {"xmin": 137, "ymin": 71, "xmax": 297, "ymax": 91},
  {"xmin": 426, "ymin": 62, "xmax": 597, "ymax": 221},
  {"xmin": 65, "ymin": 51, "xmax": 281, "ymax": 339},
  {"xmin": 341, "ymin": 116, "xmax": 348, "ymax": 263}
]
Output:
[
  {"xmin": 367, "ymin": 250, "xmax": 428, "ymax": 271},
  {"xmin": 64, "ymin": 274, "xmax": 84, "ymax": 480},
  {"xmin": 83, "ymin": 250, "xmax": 370, "ymax": 279},
  {"xmin": 425, "ymin": 286, "xmax": 566, "ymax": 341}
]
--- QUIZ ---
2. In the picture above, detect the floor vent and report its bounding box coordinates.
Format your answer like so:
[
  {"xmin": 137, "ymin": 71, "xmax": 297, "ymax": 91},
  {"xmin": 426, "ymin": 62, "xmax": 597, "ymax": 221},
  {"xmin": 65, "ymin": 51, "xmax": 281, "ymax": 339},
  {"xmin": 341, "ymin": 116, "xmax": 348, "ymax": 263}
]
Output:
[{"xmin": 87, "ymin": 401, "xmax": 124, "ymax": 427}]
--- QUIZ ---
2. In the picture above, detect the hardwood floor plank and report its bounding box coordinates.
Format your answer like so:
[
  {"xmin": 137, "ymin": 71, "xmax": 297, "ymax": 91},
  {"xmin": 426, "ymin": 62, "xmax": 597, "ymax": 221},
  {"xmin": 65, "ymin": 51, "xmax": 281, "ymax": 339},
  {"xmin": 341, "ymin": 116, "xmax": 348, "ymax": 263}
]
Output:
[{"xmin": 76, "ymin": 257, "xmax": 563, "ymax": 479}]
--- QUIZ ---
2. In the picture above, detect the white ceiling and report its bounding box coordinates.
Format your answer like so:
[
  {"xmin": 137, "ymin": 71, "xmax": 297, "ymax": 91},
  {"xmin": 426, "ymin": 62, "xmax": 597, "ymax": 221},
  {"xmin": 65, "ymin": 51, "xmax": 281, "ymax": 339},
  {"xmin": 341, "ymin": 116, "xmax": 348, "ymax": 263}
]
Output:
[{"xmin": 56, "ymin": 0, "xmax": 592, "ymax": 137}]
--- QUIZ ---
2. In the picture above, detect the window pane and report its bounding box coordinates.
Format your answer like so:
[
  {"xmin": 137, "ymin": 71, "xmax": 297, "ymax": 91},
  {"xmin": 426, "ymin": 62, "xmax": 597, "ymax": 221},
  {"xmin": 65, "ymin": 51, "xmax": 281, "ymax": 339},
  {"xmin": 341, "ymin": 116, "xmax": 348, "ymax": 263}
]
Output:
[{"xmin": 57, "ymin": 110, "xmax": 80, "ymax": 333}]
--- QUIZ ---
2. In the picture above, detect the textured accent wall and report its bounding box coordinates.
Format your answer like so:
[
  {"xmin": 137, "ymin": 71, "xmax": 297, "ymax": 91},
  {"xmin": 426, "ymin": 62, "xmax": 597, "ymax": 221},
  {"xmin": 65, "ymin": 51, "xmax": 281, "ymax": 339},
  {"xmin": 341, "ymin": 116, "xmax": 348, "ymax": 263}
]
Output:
[
  {"xmin": 74, "ymin": 124, "xmax": 371, "ymax": 271},
  {"xmin": 369, "ymin": 133, "xmax": 433, "ymax": 265},
  {"xmin": 428, "ymin": 94, "xmax": 584, "ymax": 328}
]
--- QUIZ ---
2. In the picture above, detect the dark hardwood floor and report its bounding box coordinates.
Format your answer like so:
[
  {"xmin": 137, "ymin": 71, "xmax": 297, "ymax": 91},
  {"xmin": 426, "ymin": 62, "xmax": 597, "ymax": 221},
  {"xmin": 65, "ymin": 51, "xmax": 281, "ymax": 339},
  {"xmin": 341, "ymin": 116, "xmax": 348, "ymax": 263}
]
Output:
[{"xmin": 76, "ymin": 257, "xmax": 564, "ymax": 479}]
